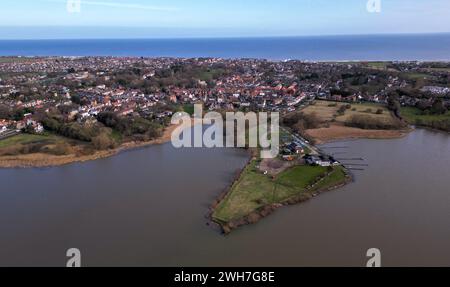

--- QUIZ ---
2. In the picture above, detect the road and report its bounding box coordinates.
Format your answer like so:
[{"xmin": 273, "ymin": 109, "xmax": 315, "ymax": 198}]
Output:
[
  {"xmin": 0, "ymin": 130, "xmax": 20, "ymax": 141},
  {"xmin": 281, "ymin": 126, "xmax": 320, "ymax": 155}
]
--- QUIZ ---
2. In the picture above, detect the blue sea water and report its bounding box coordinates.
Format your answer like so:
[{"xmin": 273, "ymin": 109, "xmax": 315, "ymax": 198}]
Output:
[{"xmin": 1, "ymin": 34, "xmax": 450, "ymax": 61}]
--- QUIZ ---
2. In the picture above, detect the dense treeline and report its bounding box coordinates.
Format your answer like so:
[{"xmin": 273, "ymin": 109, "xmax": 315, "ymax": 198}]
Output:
[
  {"xmin": 387, "ymin": 94, "xmax": 402, "ymax": 118},
  {"xmin": 38, "ymin": 110, "xmax": 163, "ymax": 151},
  {"xmin": 283, "ymin": 112, "xmax": 321, "ymax": 144},
  {"xmin": 401, "ymin": 98, "xmax": 450, "ymax": 132},
  {"xmin": 0, "ymin": 104, "xmax": 34, "ymax": 121},
  {"xmin": 41, "ymin": 114, "xmax": 103, "ymax": 142},
  {"xmin": 345, "ymin": 114, "xmax": 405, "ymax": 130},
  {"xmin": 283, "ymin": 112, "xmax": 321, "ymax": 131},
  {"xmin": 417, "ymin": 119, "xmax": 450, "ymax": 132},
  {"xmin": 111, "ymin": 64, "xmax": 231, "ymax": 91},
  {"xmin": 422, "ymin": 98, "xmax": 448, "ymax": 115},
  {"xmin": 403, "ymin": 99, "xmax": 450, "ymax": 132},
  {"xmin": 97, "ymin": 112, "xmax": 162, "ymax": 140}
]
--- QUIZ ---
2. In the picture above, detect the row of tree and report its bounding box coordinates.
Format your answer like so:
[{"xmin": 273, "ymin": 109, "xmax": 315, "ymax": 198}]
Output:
[
  {"xmin": 38, "ymin": 110, "xmax": 163, "ymax": 151},
  {"xmin": 345, "ymin": 114, "xmax": 405, "ymax": 130}
]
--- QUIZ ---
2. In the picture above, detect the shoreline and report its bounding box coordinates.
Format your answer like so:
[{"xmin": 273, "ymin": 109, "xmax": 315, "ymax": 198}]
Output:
[
  {"xmin": 209, "ymin": 156, "xmax": 352, "ymax": 234},
  {"xmin": 208, "ymin": 125, "xmax": 448, "ymax": 234},
  {"xmin": 0, "ymin": 121, "xmax": 413, "ymax": 169},
  {"xmin": 407, "ymin": 124, "xmax": 450, "ymax": 135},
  {"xmin": 0, "ymin": 124, "xmax": 179, "ymax": 169},
  {"xmin": 219, "ymin": 175, "xmax": 352, "ymax": 235}
]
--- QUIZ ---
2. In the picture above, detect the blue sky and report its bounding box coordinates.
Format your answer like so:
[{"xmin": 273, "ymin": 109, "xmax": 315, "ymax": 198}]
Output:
[{"xmin": 0, "ymin": 0, "xmax": 449, "ymax": 39}]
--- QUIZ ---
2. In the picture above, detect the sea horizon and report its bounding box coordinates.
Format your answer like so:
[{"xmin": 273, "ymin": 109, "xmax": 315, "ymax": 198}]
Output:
[
  {"xmin": 1, "ymin": 31, "xmax": 450, "ymax": 40},
  {"xmin": 1, "ymin": 33, "xmax": 450, "ymax": 61}
]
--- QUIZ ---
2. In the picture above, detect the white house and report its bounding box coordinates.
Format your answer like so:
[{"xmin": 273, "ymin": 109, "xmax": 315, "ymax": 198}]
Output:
[{"xmin": 34, "ymin": 123, "xmax": 44, "ymax": 134}]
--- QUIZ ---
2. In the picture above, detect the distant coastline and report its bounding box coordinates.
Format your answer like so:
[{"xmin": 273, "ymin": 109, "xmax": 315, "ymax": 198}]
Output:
[{"xmin": 1, "ymin": 34, "xmax": 450, "ymax": 61}]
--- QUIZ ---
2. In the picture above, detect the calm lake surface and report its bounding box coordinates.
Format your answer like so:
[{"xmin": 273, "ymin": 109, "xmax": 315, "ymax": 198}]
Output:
[{"xmin": 0, "ymin": 128, "xmax": 449, "ymax": 266}]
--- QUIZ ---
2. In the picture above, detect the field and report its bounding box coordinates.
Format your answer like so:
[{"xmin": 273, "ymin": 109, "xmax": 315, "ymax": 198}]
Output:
[
  {"xmin": 366, "ymin": 62, "xmax": 390, "ymax": 70},
  {"xmin": 0, "ymin": 133, "xmax": 61, "ymax": 148},
  {"xmin": 302, "ymin": 100, "xmax": 396, "ymax": 125},
  {"xmin": 0, "ymin": 132, "xmax": 84, "ymax": 159},
  {"xmin": 400, "ymin": 107, "xmax": 450, "ymax": 132},
  {"xmin": 212, "ymin": 160, "xmax": 347, "ymax": 223},
  {"xmin": 401, "ymin": 107, "xmax": 450, "ymax": 124},
  {"xmin": 0, "ymin": 57, "xmax": 35, "ymax": 63},
  {"xmin": 299, "ymin": 100, "xmax": 408, "ymax": 142},
  {"xmin": 400, "ymin": 72, "xmax": 436, "ymax": 81},
  {"xmin": 425, "ymin": 68, "xmax": 450, "ymax": 73},
  {"xmin": 305, "ymin": 125, "xmax": 408, "ymax": 143}
]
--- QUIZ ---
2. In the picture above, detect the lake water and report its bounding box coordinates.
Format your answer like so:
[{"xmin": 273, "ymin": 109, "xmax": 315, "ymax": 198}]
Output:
[
  {"xmin": 0, "ymin": 128, "xmax": 449, "ymax": 267},
  {"xmin": 1, "ymin": 34, "xmax": 450, "ymax": 61}
]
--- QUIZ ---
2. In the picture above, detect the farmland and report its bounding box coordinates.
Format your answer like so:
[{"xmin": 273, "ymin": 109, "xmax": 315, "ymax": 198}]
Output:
[{"xmin": 302, "ymin": 100, "xmax": 396, "ymax": 125}]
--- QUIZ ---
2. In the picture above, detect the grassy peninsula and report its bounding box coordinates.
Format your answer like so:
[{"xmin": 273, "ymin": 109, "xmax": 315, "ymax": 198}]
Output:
[{"xmin": 211, "ymin": 156, "xmax": 350, "ymax": 234}]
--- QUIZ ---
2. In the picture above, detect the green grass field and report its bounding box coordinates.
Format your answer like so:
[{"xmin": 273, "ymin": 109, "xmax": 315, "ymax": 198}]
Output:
[
  {"xmin": 400, "ymin": 72, "xmax": 435, "ymax": 81},
  {"xmin": 0, "ymin": 133, "xmax": 60, "ymax": 148},
  {"xmin": 426, "ymin": 68, "xmax": 450, "ymax": 73},
  {"xmin": 401, "ymin": 107, "xmax": 450, "ymax": 124},
  {"xmin": 367, "ymin": 62, "xmax": 389, "ymax": 70},
  {"xmin": 212, "ymin": 160, "xmax": 347, "ymax": 223}
]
